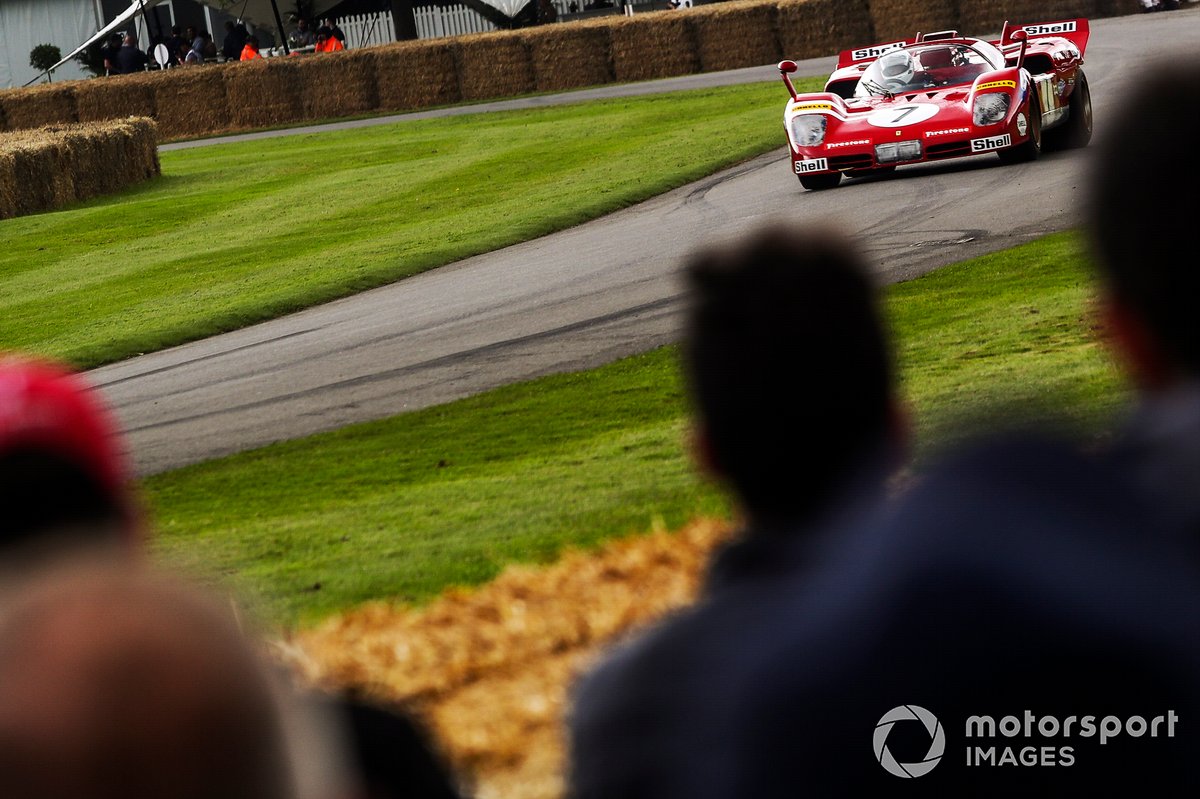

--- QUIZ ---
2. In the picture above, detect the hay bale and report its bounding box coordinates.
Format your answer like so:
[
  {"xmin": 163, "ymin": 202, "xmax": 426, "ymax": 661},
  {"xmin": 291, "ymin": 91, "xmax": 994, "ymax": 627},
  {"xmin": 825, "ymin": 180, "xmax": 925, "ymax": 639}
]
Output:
[
  {"xmin": 74, "ymin": 75, "xmax": 157, "ymax": 124},
  {"xmin": 522, "ymin": 20, "xmax": 614, "ymax": 93},
  {"xmin": 373, "ymin": 40, "xmax": 461, "ymax": 112},
  {"xmin": 223, "ymin": 58, "xmax": 306, "ymax": 130},
  {"xmin": 957, "ymin": 0, "xmax": 1102, "ymax": 37},
  {"xmin": 0, "ymin": 83, "xmax": 79, "ymax": 132},
  {"xmin": 866, "ymin": 0, "xmax": 959, "ymax": 42},
  {"xmin": 295, "ymin": 49, "xmax": 380, "ymax": 121},
  {"xmin": 454, "ymin": 32, "xmax": 535, "ymax": 101},
  {"xmin": 776, "ymin": 0, "xmax": 875, "ymax": 59},
  {"xmin": 0, "ymin": 118, "xmax": 160, "ymax": 219},
  {"xmin": 688, "ymin": 0, "xmax": 782, "ymax": 73},
  {"xmin": 609, "ymin": 12, "xmax": 700, "ymax": 82},
  {"xmin": 133, "ymin": 68, "xmax": 231, "ymax": 141},
  {"xmin": 0, "ymin": 151, "xmax": 17, "ymax": 219}
]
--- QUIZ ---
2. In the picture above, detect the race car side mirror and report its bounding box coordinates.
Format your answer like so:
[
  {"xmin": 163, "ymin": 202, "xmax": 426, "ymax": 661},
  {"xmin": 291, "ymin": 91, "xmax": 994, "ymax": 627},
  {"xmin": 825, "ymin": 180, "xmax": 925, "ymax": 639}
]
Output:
[
  {"xmin": 778, "ymin": 60, "xmax": 798, "ymax": 99},
  {"xmin": 1010, "ymin": 29, "xmax": 1028, "ymax": 70}
]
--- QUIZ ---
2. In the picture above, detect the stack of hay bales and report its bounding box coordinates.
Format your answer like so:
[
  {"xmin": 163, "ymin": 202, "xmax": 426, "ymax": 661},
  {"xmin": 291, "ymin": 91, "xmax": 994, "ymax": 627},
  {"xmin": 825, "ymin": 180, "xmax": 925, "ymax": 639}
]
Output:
[
  {"xmin": 373, "ymin": 41, "xmax": 461, "ymax": 112},
  {"xmin": 0, "ymin": 118, "xmax": 158, "ymax": 220},
  {"xmin": 523, "ymin": 20, "xmax": 614, "ymax": 93},
  {"xmin": 223, "ymin": 58, "xmax": 306, "ymax": 129},
  {"xmin": 454, "ymin": 32, "xmax": 536, "ymax": 101},
  {"xmin": 609, "ymin": 12, "xmax": 700, "ymax": 82},
  {"xmin": 74, "ymin": 74, "xmax": 157, "ymax": 124},
  {"xmin": 688, "ymin": 0, "xmax": 782, "ymax": 73},
  {"xmin": 866, "ymin": 0, "xmax": 959, "ymax": 41},
  {"xmin": 777, "ymin": 0, "xmax": 875, "ymax": 59},
  {"xmin": 132, "ymin": 69, "xmax": 231, "ymax": 141},
  {"xmin": 295, "ymin": 50, "xmax": 380, "ymax": 120},
  {"xmin": 0, "ymin": 84, "xmax": 78, "ymax": 133}
]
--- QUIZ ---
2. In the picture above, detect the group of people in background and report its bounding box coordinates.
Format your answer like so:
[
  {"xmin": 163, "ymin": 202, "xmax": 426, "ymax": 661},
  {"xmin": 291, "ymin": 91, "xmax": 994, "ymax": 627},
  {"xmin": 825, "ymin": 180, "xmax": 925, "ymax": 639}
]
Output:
[
  {"xmin": 99, "ymin": 16, "xmax": 346, "ymax": 75},
  {"xmin": 6, "ymin": 47, "xmax": 1200, "ymax": 799}
]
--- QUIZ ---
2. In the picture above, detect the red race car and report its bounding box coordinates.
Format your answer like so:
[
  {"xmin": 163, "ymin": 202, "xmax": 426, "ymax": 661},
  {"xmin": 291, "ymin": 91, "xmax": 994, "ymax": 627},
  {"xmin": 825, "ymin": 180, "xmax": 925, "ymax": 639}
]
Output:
[{"xmin": 780, "ymin": 19, "xmax": 1093, "ymax": 190}]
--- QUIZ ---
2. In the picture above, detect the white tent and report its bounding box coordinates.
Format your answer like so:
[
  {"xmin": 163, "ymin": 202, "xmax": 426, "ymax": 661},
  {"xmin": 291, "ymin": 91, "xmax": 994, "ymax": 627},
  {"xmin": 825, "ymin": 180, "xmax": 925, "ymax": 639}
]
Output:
[
  {"xmin": 0, "ymin": 0, "xmax": 97, "ymax": 88},
  {"xmin": 48, "ymin": 0, "xmax": 351, "ymax": 75}
]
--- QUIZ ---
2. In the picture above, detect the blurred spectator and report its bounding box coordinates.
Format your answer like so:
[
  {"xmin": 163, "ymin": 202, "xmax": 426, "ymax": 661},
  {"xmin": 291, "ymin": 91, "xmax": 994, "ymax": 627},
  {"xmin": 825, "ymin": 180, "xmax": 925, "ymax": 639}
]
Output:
[
  {"xmin": 241, "ymin": 35, "xmax": 263, "ymax": 61},
  {"xmin": 201, "ymin": 30, "xmax": 218, "ymax": 59},
  {"xmin": 290, "ymin": 17, "xmax": 315, "ymax": 48},
  {"xmin": 223, "ymin": 20, "xmax": 247, "ymax": 61},
  {"xmin": 335, "ymin": 696, "xmax": 463, "ymax": 799},
  {"xmin": 694, "ymin": 60, "xmax": 1200, "ymax": 797},
  {"xmin": 0, "ymin": 356, "xmax": 139, "ymax": 565},
  {"xmin": 328, "ymin": 18, "xmax": 347, "ymax": 45},
  {"xmin": 315, "ymin": 31, "xmax": 345, "ymax": 53},
  {"xmin": 1090, "ymin": 57, "xmax": 1200, "ymax": 540},
  {"xmin": 114, "ymin": 33, "xmax": 148, "ymax": 74},
  {"xmin": 569, "ymin": 226, "xmax": 903, "ymax": 799},
  {"xmin": 165, "ymin": 24, "xmax": 186, "ymax": 65},
  {"xmin": 0, "ymin": 563, "xmax": 300, "ymax": 799},
  {"xmin": 99, "ymin": 33, "xmax": 122, "ymax": 75}
]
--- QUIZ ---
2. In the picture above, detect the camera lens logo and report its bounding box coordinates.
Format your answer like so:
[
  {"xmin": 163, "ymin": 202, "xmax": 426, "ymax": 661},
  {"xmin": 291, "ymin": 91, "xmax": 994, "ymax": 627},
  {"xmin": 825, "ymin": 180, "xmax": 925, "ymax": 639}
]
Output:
[{"xmin": 874, "ymin": 705, "xmax": 945, "ymax": 778}]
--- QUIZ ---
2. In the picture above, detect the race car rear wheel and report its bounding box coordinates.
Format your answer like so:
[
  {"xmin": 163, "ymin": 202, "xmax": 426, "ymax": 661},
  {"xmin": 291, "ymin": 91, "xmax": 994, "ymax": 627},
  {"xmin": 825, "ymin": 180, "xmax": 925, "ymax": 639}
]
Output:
[
  {"xmin": 1042, "ymin": 70, "xmax": 1093, "ymax": 151},
  {"xmin": 998, "ymin": 98, "xmax": 1041, "ymax": 164},
  {"xmin": 799, "ymin": 172, "xmax": 842, "ymax": 191}
]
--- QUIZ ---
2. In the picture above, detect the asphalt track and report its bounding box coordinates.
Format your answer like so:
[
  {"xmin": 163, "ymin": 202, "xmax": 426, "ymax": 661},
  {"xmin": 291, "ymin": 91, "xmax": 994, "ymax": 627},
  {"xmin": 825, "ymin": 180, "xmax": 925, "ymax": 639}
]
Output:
[{"xmin": 93, "ymin": 8, "xmax": 1200, "ymax": 475}]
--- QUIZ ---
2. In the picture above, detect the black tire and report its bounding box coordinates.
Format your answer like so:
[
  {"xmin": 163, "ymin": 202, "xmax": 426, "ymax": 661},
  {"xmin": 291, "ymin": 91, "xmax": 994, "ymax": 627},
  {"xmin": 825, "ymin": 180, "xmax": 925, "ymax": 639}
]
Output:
[
  {"xmin": 998, "ymin": 96, "xmax": 1041, "ymax": 164},
  {"xmin": 1043, "ymin": 70, "xmax": 1093, "ymax": 152},
  {"xmin": 799, "ymin": 171, "xmax": 842, "ymax": 191}
]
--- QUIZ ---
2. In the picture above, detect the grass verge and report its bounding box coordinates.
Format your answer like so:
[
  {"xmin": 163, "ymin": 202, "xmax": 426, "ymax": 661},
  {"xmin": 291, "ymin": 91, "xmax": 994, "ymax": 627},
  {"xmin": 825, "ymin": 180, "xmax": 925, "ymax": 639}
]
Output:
[
  {"xmin": 145, "ymin": 230, "xmax": 1128, "ymax": 626},
  {"xmin": 0, "ymin": 78, "xmax": 817, "ymax": 369}
]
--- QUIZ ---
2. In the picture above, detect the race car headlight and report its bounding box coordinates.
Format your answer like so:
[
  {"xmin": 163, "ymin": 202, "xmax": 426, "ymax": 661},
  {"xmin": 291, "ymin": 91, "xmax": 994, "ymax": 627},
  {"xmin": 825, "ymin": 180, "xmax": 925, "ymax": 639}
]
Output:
[
  {"xmin": 973, "ymin": 92, "xmax": 1010, "ymax": 126},
  {"xmin": 789, "ymin": 114, "xmax": 827, "ymax": 147}
]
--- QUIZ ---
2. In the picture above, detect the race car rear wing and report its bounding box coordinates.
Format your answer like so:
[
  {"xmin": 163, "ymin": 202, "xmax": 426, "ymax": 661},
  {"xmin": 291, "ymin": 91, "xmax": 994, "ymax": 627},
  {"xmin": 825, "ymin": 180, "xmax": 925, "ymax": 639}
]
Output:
[{"xmin": 996, "ymin": 18, "xmax": 1090, "ymax": 57}]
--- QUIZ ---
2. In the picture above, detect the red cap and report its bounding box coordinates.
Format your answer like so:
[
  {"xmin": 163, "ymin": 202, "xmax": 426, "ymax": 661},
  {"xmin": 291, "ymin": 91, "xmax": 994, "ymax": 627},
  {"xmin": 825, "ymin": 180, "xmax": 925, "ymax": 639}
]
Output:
[{"xmin": 0, "ymin": 357, "xmax": 130, "ymax": 498}]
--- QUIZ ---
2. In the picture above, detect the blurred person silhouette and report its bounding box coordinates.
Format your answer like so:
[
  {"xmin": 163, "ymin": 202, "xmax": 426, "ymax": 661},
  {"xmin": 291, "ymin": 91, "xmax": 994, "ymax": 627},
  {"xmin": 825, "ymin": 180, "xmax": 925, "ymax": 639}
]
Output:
[
  {"xmin": 0, "ymin": 562, "xmax": 304, "ymax": 799},
  {"xmin": 223, "ymin": 20, "xmax": 247, "ymax": 61},
  {"xmin": 114, "ymin": 33, "xmax": 149, "ymax": 74},
  {"xmin": 1090, "ymin": 57, "xmax": 1200, "ymax": 541},
  {"xmin": 241, "ymin": 35, "xmax": 263, "ymax": 61},
  {"xmin": 568, "ymin": 225, "xmax": 904, "ymax": 799},
  {"xmin": 695, "ymin": 60, "xmax": 1200, "ymax": 797},
  {"xmin": 0, "ymin": 356, "xmax": 140, "ymax": 565}
]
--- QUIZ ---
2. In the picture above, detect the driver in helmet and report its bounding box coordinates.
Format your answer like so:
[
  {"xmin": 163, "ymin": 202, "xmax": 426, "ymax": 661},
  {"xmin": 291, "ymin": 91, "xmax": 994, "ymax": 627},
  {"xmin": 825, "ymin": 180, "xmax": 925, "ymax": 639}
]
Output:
[{"xmin": 878, "ymin": 50, "xmax": 917, "ymax": 90}]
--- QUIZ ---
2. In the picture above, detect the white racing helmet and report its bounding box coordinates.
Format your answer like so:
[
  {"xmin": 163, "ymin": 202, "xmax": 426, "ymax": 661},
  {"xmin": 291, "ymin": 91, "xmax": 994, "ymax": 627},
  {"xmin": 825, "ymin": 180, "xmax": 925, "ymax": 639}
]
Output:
[{"xmin": 878, "ymin": 50, "xmax": 915, "ymax": 85}]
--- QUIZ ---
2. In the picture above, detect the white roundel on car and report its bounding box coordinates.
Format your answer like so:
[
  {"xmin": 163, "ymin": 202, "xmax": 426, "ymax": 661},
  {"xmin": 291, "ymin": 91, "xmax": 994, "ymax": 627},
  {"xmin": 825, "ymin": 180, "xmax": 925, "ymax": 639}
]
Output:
[
  {"xmin": 866, "ymin": 103, "xmax": 940, "ymax": 128},
  {"xmin": 1016, "ymin": 113, "xmax": 1028, "ymax": 136}
]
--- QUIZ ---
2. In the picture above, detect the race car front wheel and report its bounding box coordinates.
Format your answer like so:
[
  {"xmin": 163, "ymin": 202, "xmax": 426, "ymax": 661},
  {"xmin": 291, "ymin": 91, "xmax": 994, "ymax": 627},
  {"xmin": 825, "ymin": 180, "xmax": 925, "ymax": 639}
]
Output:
[
  {"xmin": 799, "ymin": 172, "xmax": 842, "ymax": 191},
  {"xmin": 1043, "ymin": 70, "xmax": 1092, "ymax": 151},
  {"xmin": 998, "ymin": 99, "xmax": 1041, "ymax": 164}
]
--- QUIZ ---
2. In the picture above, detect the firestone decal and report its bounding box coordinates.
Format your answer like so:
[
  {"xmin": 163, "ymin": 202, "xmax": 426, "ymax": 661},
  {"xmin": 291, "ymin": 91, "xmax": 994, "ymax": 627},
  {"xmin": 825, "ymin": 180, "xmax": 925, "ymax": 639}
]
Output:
[
  {"xmin": 794, "ymin": 158, "xmax": 829, "ymax": 174},
  {"xmin": 1022, "ymin": 21, "xmax": 1077, "ymax": 35},
  {"xmin": 976, "ymin": 80, "xmax": 1017, "ymax": 92},
  {"xmin": 925, "ymin": 127, "xmax": 970, "ymax": 138},
  {"xmin": 971, "ymin": 134, "xmax": 1012, "ymax": 152},
  {"xmin": 851, "ymin": 41, "xmax": 905, "ymax": 61},
  {"xmin": 826, "ymin": 139, "xmax": 870, "ymax": 149}
]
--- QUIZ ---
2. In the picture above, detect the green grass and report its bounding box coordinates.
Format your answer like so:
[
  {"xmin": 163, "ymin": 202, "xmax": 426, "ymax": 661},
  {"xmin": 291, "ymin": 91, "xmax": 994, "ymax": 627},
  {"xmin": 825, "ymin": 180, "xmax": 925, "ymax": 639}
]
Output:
[
  {"xmin": 0, "ymin": 78, "xmax": 819, "ymax": 370},
  {"xmin": 145, "ymin": 231, "xmax": 1129, "ymax": 626}
]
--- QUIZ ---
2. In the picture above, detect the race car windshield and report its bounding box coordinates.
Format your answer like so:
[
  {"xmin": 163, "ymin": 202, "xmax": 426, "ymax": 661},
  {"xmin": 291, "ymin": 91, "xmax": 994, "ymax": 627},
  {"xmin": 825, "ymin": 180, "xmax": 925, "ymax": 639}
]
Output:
[{"xmin": 856, "ymin": 43, "xmax": 1003, "ymax": 97}]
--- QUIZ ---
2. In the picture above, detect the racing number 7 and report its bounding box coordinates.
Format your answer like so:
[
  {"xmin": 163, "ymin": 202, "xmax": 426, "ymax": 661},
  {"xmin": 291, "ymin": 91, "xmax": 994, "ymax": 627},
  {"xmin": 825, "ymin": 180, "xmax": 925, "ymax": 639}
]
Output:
[{"xmin": 888, "ymin": 106, "xmax": 918, "ymax": 125}]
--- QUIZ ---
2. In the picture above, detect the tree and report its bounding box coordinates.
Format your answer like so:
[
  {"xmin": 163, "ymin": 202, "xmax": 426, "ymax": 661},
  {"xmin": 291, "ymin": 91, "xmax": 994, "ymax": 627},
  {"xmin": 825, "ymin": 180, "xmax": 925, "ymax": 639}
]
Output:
[{"xmin": 29, "ymin": 44, "xmax": 63, "ymax": 80}]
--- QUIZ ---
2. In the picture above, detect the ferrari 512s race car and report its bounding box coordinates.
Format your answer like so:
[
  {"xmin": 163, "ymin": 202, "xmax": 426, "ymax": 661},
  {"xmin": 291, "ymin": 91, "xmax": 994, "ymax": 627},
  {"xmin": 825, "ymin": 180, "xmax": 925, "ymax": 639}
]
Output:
[{"xmin": 780, "ymin": 18, "xmax": 1094, "ymax": 190}]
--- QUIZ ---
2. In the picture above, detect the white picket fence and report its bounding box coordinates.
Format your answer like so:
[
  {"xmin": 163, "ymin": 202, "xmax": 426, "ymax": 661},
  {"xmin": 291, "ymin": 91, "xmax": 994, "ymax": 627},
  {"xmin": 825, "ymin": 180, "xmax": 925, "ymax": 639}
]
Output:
[
  {"xmin": 339, "ymin": 12, "xmax": 399, "ymax": 49},
  {"xmin": 336, "ymin": 1, "xmax": 645, "ymax": 46},
  {"xmin": 413, "ymin": 5, "xmax": 497, "ymax": 38}
]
